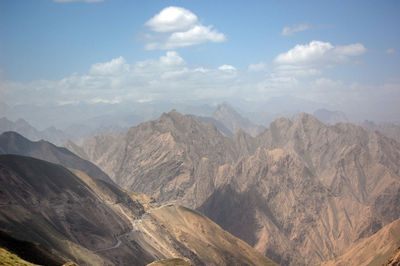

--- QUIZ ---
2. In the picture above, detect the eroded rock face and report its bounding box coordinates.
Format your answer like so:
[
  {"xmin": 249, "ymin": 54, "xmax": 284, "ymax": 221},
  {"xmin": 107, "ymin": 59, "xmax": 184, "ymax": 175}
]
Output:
[
  {"xmin": 79, "ymin": 111, "xmax": 400, "ymax": 265},
  {"xmin": 321, "ymin": 218, "xmax": 400, "ymax": 266}
]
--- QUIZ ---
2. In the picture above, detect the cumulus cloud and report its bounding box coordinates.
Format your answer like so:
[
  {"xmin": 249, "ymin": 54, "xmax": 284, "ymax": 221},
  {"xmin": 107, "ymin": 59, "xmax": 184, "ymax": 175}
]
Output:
[
  {"xmin": 146, "ymin": 25, "xmax": 226, "ymax": 50},
  {"xmin": 275, "ymin": 40, "xmax": 366, "ymax": 66},
  {"xmin": 281, "ymin": 23, "xmax": 309, "ymax": 36},
  {"xmin": 2, "ymin": 51, "xmax": 243, "ymax": 106},
  {"xmin": 218, "ymin": 64, "xmax": 237, "ymax": 72},
  {"xmin": 159, "ymin": 51, "xmax": 185, "ymax": 66},
  {"xmin": 145, "ymin": 6, "xmax": 198, "ymax": 33},
  {"xmin": 248, "ymin": 62, "xmax": 268, "ymax": 72},
  {"xmin": 90, "ymin": 56, "xmax": 130, "ymax": 76},
  {"xmin": 144, "ymin": 6, "xmax": 226, "ymax": 50},
  {"xmin": 4, "ymin": 47, "xmax": 393, "ymax": 121}
]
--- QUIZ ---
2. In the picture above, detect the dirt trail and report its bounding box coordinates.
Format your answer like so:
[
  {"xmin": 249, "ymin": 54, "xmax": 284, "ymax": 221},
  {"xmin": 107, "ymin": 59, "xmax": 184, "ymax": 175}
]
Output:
[{"xmin": 94, "ymin": 203, "xmax": 174, "ymax": 253}]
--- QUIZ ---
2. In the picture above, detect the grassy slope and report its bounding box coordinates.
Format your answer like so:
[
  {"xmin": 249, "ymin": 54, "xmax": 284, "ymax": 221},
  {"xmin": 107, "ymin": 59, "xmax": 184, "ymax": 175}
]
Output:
[{"xmin": 0, "ymin": 248, "xmax": 38, "ymax": 266}]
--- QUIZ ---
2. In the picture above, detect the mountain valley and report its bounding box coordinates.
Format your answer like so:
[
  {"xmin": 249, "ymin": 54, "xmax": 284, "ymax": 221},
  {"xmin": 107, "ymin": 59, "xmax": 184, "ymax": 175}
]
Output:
[
  {"xmin": 0, "ymin": 153, "xmax": 275, "ymax": 265},
  {"xmin": 69, "ymin": 110, "xmax": 400, "ymax": 265}
]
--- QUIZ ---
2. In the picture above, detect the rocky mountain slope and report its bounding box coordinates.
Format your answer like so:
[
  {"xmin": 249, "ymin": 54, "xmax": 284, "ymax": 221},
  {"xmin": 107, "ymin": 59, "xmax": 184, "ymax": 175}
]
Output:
[
  {"xmin": 0, "ymin": 117, "xmax": 68, "ymax": 146},
  {"xmin": 212, "ymin": 103, "xmax": 265, "ymax": 137},
  {"xmin": 0, "ymin": 230, "xmax": 68, "ymax": 266},
  {"xmin": 0, "ymin": 131, "xmax": 113, "ymax": 184},
  {"xmin": 0, "ymin": 154, "xmax": 275, "ymax": 266},
  {"xmin": 362, "ymin": 120, "xmax": 400, "ymax": 143},
  {"xmin": 385, "ymin": 246, "xmax": 400, "ymax": 266},
  {"xmin": 313, "ymin": 109, "xmax": 348, "ymax": 125},
  {"xmin": 77, "ymin": 110, "xmax": 400, "ymax": 265},
  {"xmin": 321, "ymin": 218, "xmax": 400, "ymax": 266}
]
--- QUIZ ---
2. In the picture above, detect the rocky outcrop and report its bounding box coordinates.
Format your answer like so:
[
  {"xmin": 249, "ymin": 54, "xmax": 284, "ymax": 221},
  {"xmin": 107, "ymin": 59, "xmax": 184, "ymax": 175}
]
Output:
[{"xmin": 385, "ymin": 246, "xmax": 400, "ymax": 266}]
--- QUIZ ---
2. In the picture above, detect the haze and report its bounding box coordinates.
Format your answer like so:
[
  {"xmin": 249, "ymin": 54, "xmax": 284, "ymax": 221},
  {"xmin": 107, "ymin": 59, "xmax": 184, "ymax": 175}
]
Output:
[{"xmin": 1, "ymin": 0, "xmax": 399, "ymax": 129}]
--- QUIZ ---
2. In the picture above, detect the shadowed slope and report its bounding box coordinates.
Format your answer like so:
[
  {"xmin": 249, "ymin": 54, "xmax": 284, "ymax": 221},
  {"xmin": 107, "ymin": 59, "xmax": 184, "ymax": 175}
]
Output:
[
  {"xmin": 0, "ymin": 154, "xmax": 151, "ymax": 265},
  {"xmin": 77, "ymin": 111, "xmax": 400, "ymax": 265},
  {"xmin": 0, "ymin": 131, "xmax": 113, "ymax": 184},
  {"xmin": 0, "ymin": 154, "xmax": 275, "ymax": 265}
]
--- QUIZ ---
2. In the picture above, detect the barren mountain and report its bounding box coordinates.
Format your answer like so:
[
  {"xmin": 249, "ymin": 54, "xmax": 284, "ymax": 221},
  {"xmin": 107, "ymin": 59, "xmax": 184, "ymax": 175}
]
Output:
[
  {"xmin": 321, "ymin": 218, "xmax": 400, "ymax": 266},
  {"xmin": 212, "ymin": 103, "xmax": 265, "ymax": 137},
  {"xmin": 78, "ymin": 111, "xmax": 400, "ymax": 265},
  {"xmin": 385, "ymin": 246, "xmax": 400, "ymax": 266},
  {"xmin": 313, "ymin": 109, "xmax": 348, "ymax": 125},
  {"xmin": 0, "ymin": 117, "xmax": 68, "ymax": 145},
  {"xmin": 0, "ymin": 131, "xmax": 113, "ymax": 184},
  {"xmin": 362, "ymin": 120, "xmax": 400, "ymax": 143},
  {"xmin": 78, "ymin": 110, "xmax": 240, "ymax": 206},
  {"xmin": 0, "ymin": 155, "xmax": 134, "ymax": 265},
  {"xmin": 0, "ymin": 230, "xmax": 68, "ymax": 266},
  {"xmin": 0, "ymin": 154, "xmax": 275, "ymax": 266}
]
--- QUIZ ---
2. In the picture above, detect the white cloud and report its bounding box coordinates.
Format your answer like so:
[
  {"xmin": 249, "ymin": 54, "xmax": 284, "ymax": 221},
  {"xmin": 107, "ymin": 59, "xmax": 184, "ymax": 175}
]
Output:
[
  {"xmin": 281, "ymin": 23, "xmax": 309, "ymax": 36},
  {"xmin": 275, "ymin": 41, "xmax": 366, "ymax": 66},
  {"xmin": 335, "ymin": 43, "xmax": 366, "ymax": 56},
  {"xmin": 90, "ymin": 56, "xmax": 130, "ymax": 76},
  {"xmin": 218, "ymin": 64, "xmax": 236, "ymax": 72},
  {"xmin": 248, "ymin": 62, "xmax": 268, "ymax": 72},
  {"xmin": 145, "ymin": 25, "xmax": 226, "ymax": 50},
  {"xmin": 159, "ymin": 51, "xmax": 185, "ymax": 67},
  {"xmin": 89, "ymin": 97, "xmax": 121, "ymax": 104},
  {"xmin": 275, "ymin": 64, "xmax": 321, "ymax": 77},
  {"xmin": 145, "ymin": 6, "xmax": 198, "ymax": 33},
  {"xmin": 5, "ymin": 49, "xmax": 395, "ymax": 121},
  {"xmin": 1, "ymin": 52, "xmax": 245, "ymax": 106},
  {"xmin": 144, "ymin": 6, "xmax": 226, "ymax": 50}
]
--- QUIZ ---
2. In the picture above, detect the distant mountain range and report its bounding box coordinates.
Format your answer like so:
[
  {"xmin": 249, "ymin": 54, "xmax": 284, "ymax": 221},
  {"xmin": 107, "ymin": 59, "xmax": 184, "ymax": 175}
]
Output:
[
  {"xmin": 0, "ymin": 117, "xmax": 68, "ymax": 145},
  {"xmin": 362, "ymin": 120, "xmax": 400, "ymax": 144},
  {"xmin": 72, "ymin": 110, "xmax": 400, "ymax": 265},
  {"xmin": 211, "ymin": 103, "xmax": 265, "ymax": 137},
  {"xmin": 2, "ymin": 104, "xmax": 400, "ymax": 265},
  {"xmin": 313, "ymin": 108, "xmax": 348, "ymax": 125},
  {"xmin": 0, "ymin": 131, "xmax": 113, "ymax": 184},
  {"xmin": 0, "ymin": 117, "xmax": 128, "ymax": 145}
]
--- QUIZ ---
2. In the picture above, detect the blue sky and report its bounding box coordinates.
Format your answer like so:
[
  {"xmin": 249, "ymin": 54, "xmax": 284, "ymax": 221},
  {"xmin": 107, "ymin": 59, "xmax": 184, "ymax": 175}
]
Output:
[{"xmin": 1, "ymin": 0, "xmax": 400, "ymax": 120}]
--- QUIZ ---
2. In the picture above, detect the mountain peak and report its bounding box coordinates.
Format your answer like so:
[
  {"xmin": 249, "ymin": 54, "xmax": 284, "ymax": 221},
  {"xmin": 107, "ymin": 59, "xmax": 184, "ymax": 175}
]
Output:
[
  {"xmin": 313, "ymin": 108, "xmax": 348, "ymax": 125},
  {"xmin": 292, "ymin": 112, "xmax": 325, "ymax": 128},
  {"xmin": 212, "ymin": 103, "xmax": 265, "ymax": 137},
  {"xmin": 214, "ymin": 103, "xmax": 240, "ymax": 117}
]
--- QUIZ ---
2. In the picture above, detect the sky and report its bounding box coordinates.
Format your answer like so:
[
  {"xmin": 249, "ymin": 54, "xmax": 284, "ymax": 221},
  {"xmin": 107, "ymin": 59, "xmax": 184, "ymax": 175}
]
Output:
[{"xmin": 1, "ymin": 0, "xmax": 400, "ymax": 122}]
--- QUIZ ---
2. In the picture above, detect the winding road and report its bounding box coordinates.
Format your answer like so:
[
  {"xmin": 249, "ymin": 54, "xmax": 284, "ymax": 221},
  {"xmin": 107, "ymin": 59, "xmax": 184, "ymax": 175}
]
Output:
[{"xmin": 93, "ymin": 203, "xmax": 174, "ymax": 253}]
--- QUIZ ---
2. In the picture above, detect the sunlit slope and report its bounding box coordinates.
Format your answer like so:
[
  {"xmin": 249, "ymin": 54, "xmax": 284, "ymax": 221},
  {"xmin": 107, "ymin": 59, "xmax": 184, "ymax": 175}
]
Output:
[
  {"xmin": 135, "ymin": 205, "xmax": 277, "ymax": 266},
  {"xmin": 321, "ymin": 218, "xmax": 400, "ymax": 266}
]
